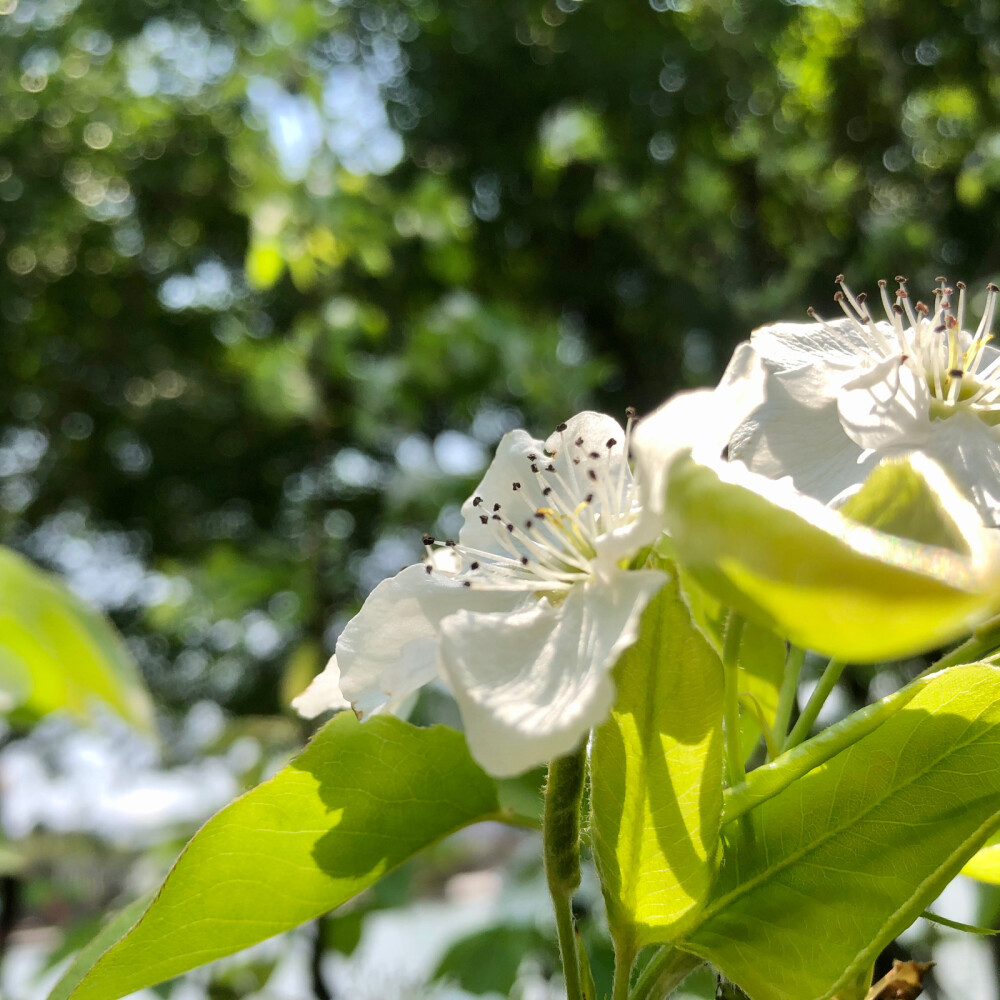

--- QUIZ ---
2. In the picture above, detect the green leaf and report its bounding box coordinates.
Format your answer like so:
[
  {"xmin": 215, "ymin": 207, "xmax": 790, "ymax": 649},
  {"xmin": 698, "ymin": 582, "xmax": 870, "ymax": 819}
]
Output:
[
  {"xmin": 52, "ymin": 714, "xmax": 502, "ymax": 1000},
  {"xmin": 838, "ymin": 457, "xmax": 969, "ymax": 552},
  {"xmin": 590, "ymin": 564, "xmax": 724, "ymax": 955},
  {"xmin": 0, "ymin": 547, "xmax": 153, "ymax": 731},
  {"xmin": 664, "ymin": 452, "xmax": 1000, "ymax": 662},
  {"xmin": 677, "ymin": 571, "xmax": 784, "ymax": 760},
  {"xmin": 679, "ymin": 662, "xmax": 1000, "ymax": 1000},
  {"xmin": 432, "ymin": 925, "xmax": 553, "ymax": 995}
]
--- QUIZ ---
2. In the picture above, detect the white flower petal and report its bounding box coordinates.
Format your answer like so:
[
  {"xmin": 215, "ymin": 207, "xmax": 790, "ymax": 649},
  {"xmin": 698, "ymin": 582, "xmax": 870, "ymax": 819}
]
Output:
[
  {"xmin": 917, "ymin": 412, "xmax": 1000, "ymax": 527},
  {"xmin": 837, "ymin": 355, "xmax": 930, "ymax": 451},
  {"xmin": 632, "ymin": 342, "xmax": 766, "ymax": 522},
  {"xmin": 459, "ymin": 429, "xmax": 548, "ymax": 555},
  {"xmin": 751, "ymin": 318, "xmax": 880, "ymax": 374},
  {"xmin": 730, "ymin": 376, "xmax": 878, "ymax": 505},
  {"xmin": 291, "ymin": 656, "xmax": 351, "ymax": 719},
  {"xmin": 335, "ymin": 564, "xmax": 522, "ymax": 719},
  {"xmin": 438, "ymin": 570, "xmax": 666, "ymax": 777}
]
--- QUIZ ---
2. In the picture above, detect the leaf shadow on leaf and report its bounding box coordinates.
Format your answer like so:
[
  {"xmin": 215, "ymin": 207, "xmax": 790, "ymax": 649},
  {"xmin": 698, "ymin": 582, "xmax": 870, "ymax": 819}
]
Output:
[
  {"xmin": 299, "ymin": 716, "xmax": 500, "ymax": 885},
  {"xmin": 685, "ymin": 689, "xmax": 1000, "ymax": 1000},
  {"xmin": 597, "ymin": 674, "xmax": 724, "ymax": 942}
]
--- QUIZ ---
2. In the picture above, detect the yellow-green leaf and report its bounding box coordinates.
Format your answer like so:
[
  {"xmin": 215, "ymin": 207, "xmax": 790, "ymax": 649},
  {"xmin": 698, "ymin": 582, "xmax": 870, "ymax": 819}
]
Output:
[
  {"xmin": 680, "ymin": 662, "xmax": 1000, "ymax": 1000},
  {"xmin": 664, "ymin": 452, "xmax": 1000, "ymax": 662},
  {"xmin": 590, "ymin": 563, "xmax": 724, "ymax": 955},
  {"xmin": 0, "ymin": 547, "xmax": 153, "ymax": 731},
  {"xmin": 50, "ymin": 714, "xmax": 502, "ymax": 1000}
]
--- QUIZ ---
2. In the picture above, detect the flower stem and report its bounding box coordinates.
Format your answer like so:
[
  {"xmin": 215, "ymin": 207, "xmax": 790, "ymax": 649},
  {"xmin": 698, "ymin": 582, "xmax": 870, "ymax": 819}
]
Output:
[
  {"xmin": 784, "ymin": 658, "xmax": 846, "ymax": 750},
  {"xmin": 772, "ymin": 645, "xmax": 806, "ymax": 756},
  {"xmin": 629, "ymin": 948, "xmax": 703, "ymax": 1000},
  {"xmin": 544, "ymin": 746, "xmax": 587, "ymax": 1000},
  {"xmin": 722, "ymin": 613, "xmax": 745, "ymax": 786}
]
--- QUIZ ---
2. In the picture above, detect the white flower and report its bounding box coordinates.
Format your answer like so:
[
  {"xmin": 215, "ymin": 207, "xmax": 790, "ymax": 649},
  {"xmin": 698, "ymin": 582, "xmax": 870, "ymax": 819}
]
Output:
[
  {"xmin": 727, "ymin": 275, "xmax": 1000, "ymax": 523},
  {"xmin": 293, "ymin": 412, "xmax": 666, "ymax": 777}
]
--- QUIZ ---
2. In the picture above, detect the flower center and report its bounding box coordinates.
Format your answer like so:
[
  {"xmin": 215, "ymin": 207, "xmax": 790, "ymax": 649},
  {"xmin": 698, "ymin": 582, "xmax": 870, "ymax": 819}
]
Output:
[
  {"xmin": 827, "ymin": 275, "xmax": 1000, "ymax": 425},
  {"xmin": 422, "ymin": 413, "xmax": 642, "ymax": 594}
]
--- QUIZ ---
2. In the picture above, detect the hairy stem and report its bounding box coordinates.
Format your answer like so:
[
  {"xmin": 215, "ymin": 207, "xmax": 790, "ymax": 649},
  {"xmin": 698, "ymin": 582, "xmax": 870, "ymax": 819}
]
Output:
[{"xmin": 544, "ymin": 745, "xmax": 587, "ymax": 1000}]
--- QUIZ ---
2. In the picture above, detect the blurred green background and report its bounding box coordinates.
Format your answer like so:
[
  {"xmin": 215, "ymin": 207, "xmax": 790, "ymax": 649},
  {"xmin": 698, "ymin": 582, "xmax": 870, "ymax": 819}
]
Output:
[{"xmin": 3, "ymin": 0, "xmax": 1000, "ymax": 996}]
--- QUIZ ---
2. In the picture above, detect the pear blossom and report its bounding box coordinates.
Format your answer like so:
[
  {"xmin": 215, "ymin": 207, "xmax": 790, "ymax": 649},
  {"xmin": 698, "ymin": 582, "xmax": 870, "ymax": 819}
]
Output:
[
  {"xmin": 293, "ymin": 412, "xmax": 666, "ymax": 777},
  {"xmin": 726, "ymin": 276, "xmax": 1000, "ymax": 523}
]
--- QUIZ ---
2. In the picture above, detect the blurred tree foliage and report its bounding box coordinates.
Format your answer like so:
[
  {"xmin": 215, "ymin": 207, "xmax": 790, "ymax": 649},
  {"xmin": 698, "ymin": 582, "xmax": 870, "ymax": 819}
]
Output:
[{"xmin": 4, "ymin": 0, "xmax": 1000, "ymax": 717}]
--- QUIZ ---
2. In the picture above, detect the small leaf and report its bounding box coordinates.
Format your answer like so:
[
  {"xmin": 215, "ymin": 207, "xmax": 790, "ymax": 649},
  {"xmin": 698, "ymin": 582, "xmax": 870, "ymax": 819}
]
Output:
[
  {"xmin": 664, "ymin": 452, "xmax": 1000, "ymax": 662},
  {"xmin": 432, "ymin": 925, "xmax": 553, "ymax": 995},
  {"xmin": 53, "ymin": 714, "xmax": 501, "ymax": 1000},
  {"xmin": 0, "ymin": 547, "xmax": 153, "ymax": 731},
  {"xmin": 679, "ymin": 662, "xmax": 1000, "ymax": 1000},
  {"xmin": 590, "ymin": 563, "xmax": 724, "ymax": 955}
]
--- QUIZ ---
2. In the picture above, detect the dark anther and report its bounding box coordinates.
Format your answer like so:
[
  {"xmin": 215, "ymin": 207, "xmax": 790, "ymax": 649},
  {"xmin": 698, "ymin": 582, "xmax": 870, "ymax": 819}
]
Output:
[
  {"xmin": 527, "ymin": 453, "xmax": 537, "ymax": 461},
  {"xmin": 536, "ymin": 511, "xmax": 547, "ymax": 520},
  {"xmin": 895, "ymin": 275, "xmax": 907, "ymax": 283},
  {"xmin": 422, "ymin": 534, "xmax": 435, "ymax": 545},
  {"xmin": 525, "ymin": 519, "xmax": 533, "ymax": 529},
  {"xmin": 833, "ymin": 290, "xmax": 844, "ymax": 301},
  {"xmin": 425, "ymin": 565, "xmax": 433, "ymax": 575},
  {"xmin": 462, "ymin": 581, "xmax": 471, "ymax": 588},
  {"xmin": 935, "ymin": 275, "xmax": 948, "ymax": 283},
  {"xmin": 546, "ymin": 464, "xmax": 556, "ymax": 472},
  {"xmin": 555, "ymin": 422, "xmax": 568, "ymax": 432},
  {"xmin": 530, "ymin": 464, "xmax": 539, "ymax": 473},
  {"xmin": 835, "ymin": 273, "xmax": 845, "ymax": 283},
  {"xmin": 900, "ymin": 354, "xmax": 909, "ymax": 363},
  {"xmin": 897, "ymin": 289, "xmax": 909, "ymax": 299},
  {"xmin": 625, "ymin": 406, "xmax": 637, "ymax": 420},
  {"xmin": 606, "ymin": 438, "xmax": 617, "ymax": 449},
  {"xmin": 512, "ymin": 482, "xmax": 521, "ymax": 491},
  {"xmin": 721, "ymin": 443, "xmax": 730, "ymax": 460},
  {"xmin": 893, "ymin": 304, "xmax": 903, "ymax": 315},
  {"xmin": 573, "ymin": 458, "xmax": 580, "ymax": 465},
  {"xmin": 589, "ymin": 451, "xmax": 600, "ymax": 459},
  {"xmin": 470, "ymin": 561, "xmax": 480, "ymax": 570},
  {"xmin": 542, "ymin": 486, "xmax": 552, "ymax": 496},
  {"xmin": 990, "ymin": 283, "xmax": 1000, "ymax": 294},
  {"xmin": 506, "ymin": 522, "xmax": 515, "ymax": 533},
  {"xmin": 878, "ymin": 278, "xmax": 887, "ymax": 287},
  {"xmin": 958, "ymin": 280, "xmax": 967, "ymax": 289},
  {"xmin": 948, "ymin": 368, "xmax": 965, "ymax": 378},
  {"xmin": 446, "ymin": 539, "xmax": 456, "ymax": 546},
  {"xmin": 915, "ymin": 301, "xmax": 929, "ymax": 314},
  {"xmin": 584, "ymin": 493, "xmax": 593, "ymax": 503},
  {"xmin": 479, "ymin": 514, "xmax": 488, "ymax": 524},
  {"xmin": 493, "ymin": 502, "xmax": 501, "ymax": 511},
  {"xmin": 575, "ymin": 436, "xmax": 585, "ymax": 447},
  {"xmin": 856, "ymin": 292, "xmax": 867, "ymax": 305},
  {"xmin": 472, "ymin": 496, "xmax": 483, "ymax": 507},
  {"xmin": 520, "ymin": 556, "xmax": 529, "ymax": 566},
  {"xmin": 587, "ymin": 469, "xmax": 598, "ymax": 482},
  {"xmin": 492, "ymin": 514, "xmax": 502, "ymax": 521}
]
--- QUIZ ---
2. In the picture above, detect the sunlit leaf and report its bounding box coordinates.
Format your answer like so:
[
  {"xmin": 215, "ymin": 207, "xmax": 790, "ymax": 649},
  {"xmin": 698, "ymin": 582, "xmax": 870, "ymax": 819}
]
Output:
[
  {"xmin": 591, "ymin": 563, "xmax": 724, "ymax": 955},
  {"xmin": 52, "ymin": 715, "xmax": 503, "ymax": 1000},
  {"xmin": 665, "ymin": 452, "xmax": 1000, "ymax": 662},
  {"xmin": 679, "ymin": 662, "xmax": 1000, "ymax": 1000},
  {"xmin": 0, "ymin": 547, "xmax": 153, "ymax": 732}
]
